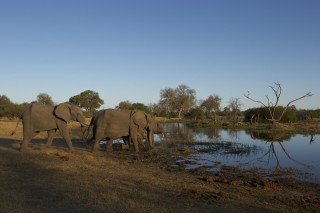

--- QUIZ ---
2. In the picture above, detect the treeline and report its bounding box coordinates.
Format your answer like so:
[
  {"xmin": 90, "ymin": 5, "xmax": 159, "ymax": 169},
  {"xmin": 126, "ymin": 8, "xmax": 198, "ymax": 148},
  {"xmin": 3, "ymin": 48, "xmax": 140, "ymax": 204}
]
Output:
[
  {"xmin": 244, "ymin": 106, "xmax": 320, "ymax": 123},
  {"xmin": 1, "ymin": 84, "xmax": 319, "ymax": 123}
]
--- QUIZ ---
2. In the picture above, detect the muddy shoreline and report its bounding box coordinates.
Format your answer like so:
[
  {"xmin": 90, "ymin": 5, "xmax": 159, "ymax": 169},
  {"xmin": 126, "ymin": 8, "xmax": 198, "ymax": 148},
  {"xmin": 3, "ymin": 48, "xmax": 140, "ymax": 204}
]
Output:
[{"xmin": 1, "ymin": 139, "xmax": 319, "ymax": 212}]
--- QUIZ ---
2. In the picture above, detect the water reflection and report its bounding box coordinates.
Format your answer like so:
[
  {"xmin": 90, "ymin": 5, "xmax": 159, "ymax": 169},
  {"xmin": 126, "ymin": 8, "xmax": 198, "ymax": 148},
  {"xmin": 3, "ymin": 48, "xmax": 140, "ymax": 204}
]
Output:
[
  {"xmin": 248, "ymin": 131, "xmax": 312, "ymax": 169},
  {"xmin": 161, "ymin": 123, "xmax": 320, "ymax": 183},
  {"xmin": 248, "ymin": 131, "xmax": 293, "ymax": 142}
]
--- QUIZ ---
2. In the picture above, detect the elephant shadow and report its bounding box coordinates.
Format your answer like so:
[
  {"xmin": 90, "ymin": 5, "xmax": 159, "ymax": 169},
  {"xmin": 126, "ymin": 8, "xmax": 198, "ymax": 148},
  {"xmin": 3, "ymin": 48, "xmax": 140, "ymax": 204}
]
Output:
[{"xmin": 0, "ymin": 137, "xmax": 87, "ymax": 152}]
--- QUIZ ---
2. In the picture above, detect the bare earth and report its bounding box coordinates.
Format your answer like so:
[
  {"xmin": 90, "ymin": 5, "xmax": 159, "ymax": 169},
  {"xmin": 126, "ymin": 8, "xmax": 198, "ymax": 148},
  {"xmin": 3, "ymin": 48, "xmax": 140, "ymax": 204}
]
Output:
[{"xmin": 0, "ymin": 120, "xmax": 319, "ymax": 213}]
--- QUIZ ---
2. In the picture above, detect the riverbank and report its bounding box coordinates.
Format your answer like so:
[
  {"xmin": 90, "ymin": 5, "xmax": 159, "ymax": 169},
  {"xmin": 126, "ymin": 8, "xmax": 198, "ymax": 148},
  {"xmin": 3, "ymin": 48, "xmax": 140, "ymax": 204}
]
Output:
[
  {"xmin": 1, "ymin": 119, "xmax": 320, "ymax": 212},
  {"xmin": 184, "ymin": 118, "xmax": 320, "ymax": 134}
]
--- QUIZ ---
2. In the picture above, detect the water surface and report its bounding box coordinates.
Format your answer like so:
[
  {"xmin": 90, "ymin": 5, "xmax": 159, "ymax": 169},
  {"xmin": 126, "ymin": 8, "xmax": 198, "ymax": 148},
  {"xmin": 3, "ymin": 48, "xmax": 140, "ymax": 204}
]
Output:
[{"xmin": 160, "ymin": 123, "xmax": 320, "ymax": 183}]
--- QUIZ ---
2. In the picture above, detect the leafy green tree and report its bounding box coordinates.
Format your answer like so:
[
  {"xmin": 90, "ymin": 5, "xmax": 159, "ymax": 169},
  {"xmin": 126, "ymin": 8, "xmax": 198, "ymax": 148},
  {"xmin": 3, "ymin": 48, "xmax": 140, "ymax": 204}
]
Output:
[
  {"xmin": 116, "ymin": 101, "xmax": 132, "ymax": 110},
  {"xmin": 186, "ymin": 107, "xmax": 205, "ymax": 120},
  {"xmin": 69, "ymin": 90, "xmax": 104, "ymax": 115},
  {"xmin": 116, "ymin": 101, "xmax": 151, "ymax": 113},
  {"xmin": 6, "ymin": 103, "xmax": 27, "ymax": 119},
  {"xmin": 0, "ymin": 96, "xmax": 27, "ymax": 119},
  {"xmin": 130, "ymin": 102, "xmax": 151, "ymax": 113},
  {"xmin": 0, "ymin": 95, "xmax": 11, "ymax": 106},
  {"xmin": 37, "ymin": 93, "xmax": 54, "ymax": 106}
]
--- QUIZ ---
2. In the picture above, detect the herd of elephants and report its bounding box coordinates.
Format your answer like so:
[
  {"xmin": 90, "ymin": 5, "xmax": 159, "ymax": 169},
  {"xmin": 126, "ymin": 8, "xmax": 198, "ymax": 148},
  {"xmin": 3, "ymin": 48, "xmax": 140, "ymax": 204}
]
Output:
[{"xmin": 10, "ymin": 102, "xmax": 164, "ymax": 153}]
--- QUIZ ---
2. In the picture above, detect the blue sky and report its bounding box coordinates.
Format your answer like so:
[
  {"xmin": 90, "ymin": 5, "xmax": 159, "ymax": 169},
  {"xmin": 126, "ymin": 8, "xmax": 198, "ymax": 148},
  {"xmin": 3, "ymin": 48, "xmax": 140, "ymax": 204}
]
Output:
[{"xmin": 1, "ymin": 0, "xmax": 319, "ymax": 110}]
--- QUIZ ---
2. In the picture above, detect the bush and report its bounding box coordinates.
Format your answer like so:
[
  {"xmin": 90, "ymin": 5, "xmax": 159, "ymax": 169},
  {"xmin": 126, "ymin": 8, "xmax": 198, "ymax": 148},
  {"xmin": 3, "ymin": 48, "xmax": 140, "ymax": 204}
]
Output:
[
  {"xmin": 244, "ymin": 106, "xmax": 297, "ymax": 123},
  {"xmin": 185, "ymin": 107, "xmax": 205, "ymax": 120},
  {"xmin": 0, "ymin": 103, "xmax": 27, "ymax": 119}
]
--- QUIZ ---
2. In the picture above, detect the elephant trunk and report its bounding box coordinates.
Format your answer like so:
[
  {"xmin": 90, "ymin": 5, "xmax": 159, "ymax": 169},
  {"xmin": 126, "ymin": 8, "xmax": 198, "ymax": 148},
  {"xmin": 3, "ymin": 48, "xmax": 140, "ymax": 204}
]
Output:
[
  {"xmin": 148, "ymin": 129, "xmax": 155, "ymax": 148},
  {"xmin": 77, "ymin": 115, "xmax": 89, "ymax": 143},
  {"xmin": 80, "ymin": 124, "xmax": 87, "ymax": 143}
]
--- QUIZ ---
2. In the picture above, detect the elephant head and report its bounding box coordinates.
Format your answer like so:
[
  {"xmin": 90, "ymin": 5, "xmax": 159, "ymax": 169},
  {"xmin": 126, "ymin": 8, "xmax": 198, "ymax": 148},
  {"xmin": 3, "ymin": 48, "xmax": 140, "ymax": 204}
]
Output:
[
  {"xmin": 54, "ymin": 102, "xmax": 87, "ymax": 139},
  {"xmin": 131, "ymin": 110, "xmax": 156, "ymax": 147},
  {"xmin": 129, "ymin": 110, "xmax": 155, "ymax": 149},
  {"xmin": 54, "ymin": 102, "xmax": 86, "ymax": 125}
]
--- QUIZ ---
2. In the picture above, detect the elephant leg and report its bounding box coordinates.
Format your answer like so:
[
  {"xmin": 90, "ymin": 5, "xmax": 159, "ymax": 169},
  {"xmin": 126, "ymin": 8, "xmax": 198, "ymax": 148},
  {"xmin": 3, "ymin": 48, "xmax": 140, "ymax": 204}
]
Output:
[
  {"xmin": 58, "ymin": 126, "xmax": 74, "ymax": 152},
  {"xmin": 92, "ymin": 138, "xmax": 101, "ymax": 152},
  {"xmin": 144, "ymin": 139, "xmax": 151, "ymax": 150},
  {"xmin": 20, "ymin": 126, "xmax": 35, "ymax": 152},
  {"xmin": 92, "ymin": 131, "xmax": 104, "ymax": 152},
  {"xmin": 46, "ymin": 129, "xmax": 56, "ymax": 148},
  {"xmin": 21, "ymin": 137, "xmax": 31, "ymax": 152},
  {"xmin": 121, "ymin": 137, "xmax": 130, "ymax": 150},
  {"xmin": 106, "ymin": 138, "xmax": 113, "ymax": 152},
  {"xmin": 131, "ymin": 135, "xmax": 139, "ymax": 152}
]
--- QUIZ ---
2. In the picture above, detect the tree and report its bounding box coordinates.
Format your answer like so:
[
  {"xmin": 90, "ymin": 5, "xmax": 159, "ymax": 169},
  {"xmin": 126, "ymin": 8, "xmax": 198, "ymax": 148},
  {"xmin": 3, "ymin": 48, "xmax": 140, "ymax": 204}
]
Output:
[
  {"xmin": 116, "ymin": 101, "xmax": 151, "ymax": 113},
  {"xmin": 0, "ymin": 95, "xmax": 27, "ymax": 119},
  {"xmin": 130, "ymin": 102, "xmax": 151, "ymax": 113},
  {"xmin": 244, "ymin": 82, "xmax": 313, "ymax": 123},
  {"xmin": 0, "ymin": 95, "xmax": 11, "ymax": 106},
  {"xmin": 69, "ymin": 90, "xmax": 104, "ymax": 115},
  {"xmin": 244, "ymin": 106, "xmax": 297, "ymax": 123},
  {"xmin": 175, "ymin": 85, "xmax": 197, "ymax": 119},
  {"xmin": 186, "ymin": 107, "xmax": 205, "ymax": 120},
  {"xmin": 159, "ymin": 84, "xmax": 196, "ymax": 119},
  {"xmin": 37, "ymin": 93, "xmax": 54, "ymax": 106},
  {"xmin": 116, "ymin": 101, "xmax": 132, "ymax": 110},
  {"xmin": 228, "ymin": 97, "xmax": 242, "ymax": 121},
  {"xmin": 149, "ymin": 103, "xmax": 167, "ymax": 117},
  {"xmin": 159, "ymin": 87, "xmax": 176, "ymax": 116},
  {"xmin": 200, "ymin": 94, "xmax": 221, "ymax": 123}
]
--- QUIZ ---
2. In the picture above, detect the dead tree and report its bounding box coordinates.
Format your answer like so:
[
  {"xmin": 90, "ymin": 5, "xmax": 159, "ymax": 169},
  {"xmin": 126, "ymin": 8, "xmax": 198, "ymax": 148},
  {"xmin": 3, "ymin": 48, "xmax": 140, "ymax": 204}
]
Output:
[{"xmin": 244, "ymin": 82, "xmax": 313, "ymax": 123}]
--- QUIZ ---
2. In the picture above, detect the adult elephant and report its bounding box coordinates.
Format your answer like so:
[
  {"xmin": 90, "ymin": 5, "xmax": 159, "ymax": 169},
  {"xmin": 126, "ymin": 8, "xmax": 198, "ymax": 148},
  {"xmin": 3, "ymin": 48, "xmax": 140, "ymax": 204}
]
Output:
[
  {"xmin": 11, "ymin": 102, "xmax": 87, "ymax": 152},
  {"xmin": 87, "ymin": 109, "xmax": 155, "ymax": 152}
]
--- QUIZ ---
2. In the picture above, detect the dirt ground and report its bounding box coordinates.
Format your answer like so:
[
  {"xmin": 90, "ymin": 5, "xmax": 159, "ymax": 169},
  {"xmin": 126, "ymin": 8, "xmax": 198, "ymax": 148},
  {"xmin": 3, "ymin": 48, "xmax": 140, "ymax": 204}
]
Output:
[{"xmin": 0, "ymin": 120, "xmax": 319, "ymax": 212}]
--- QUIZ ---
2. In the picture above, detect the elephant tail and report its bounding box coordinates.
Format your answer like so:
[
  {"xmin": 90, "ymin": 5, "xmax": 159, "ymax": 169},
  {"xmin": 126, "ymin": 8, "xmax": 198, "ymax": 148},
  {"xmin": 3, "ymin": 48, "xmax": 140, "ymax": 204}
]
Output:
[{"xmin": 10, "ymin": 117, "xmax": 22, "ymax": 136}]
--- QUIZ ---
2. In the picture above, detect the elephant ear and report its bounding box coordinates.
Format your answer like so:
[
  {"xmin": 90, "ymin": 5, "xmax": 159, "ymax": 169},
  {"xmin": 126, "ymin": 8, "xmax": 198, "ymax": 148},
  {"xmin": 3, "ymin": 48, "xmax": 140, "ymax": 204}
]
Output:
[
  {"xmin": 146, "ymin": 114, "xmax": 153, "ymax": 125},
  {"xmin": 54, "ymin": 103, "xmax": 71, "ymax": 122}
]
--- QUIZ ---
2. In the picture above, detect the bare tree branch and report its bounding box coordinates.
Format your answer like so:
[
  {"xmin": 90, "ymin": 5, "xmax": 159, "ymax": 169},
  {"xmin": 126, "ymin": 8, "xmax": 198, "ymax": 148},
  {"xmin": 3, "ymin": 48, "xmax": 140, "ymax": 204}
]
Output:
[
  {"xmin": 244, "ymin": 82, "xmax": 313, "ymax": 123},
  {"xmin": 244, "ymin": 91, "xmax": 267, "ymax": 107}
]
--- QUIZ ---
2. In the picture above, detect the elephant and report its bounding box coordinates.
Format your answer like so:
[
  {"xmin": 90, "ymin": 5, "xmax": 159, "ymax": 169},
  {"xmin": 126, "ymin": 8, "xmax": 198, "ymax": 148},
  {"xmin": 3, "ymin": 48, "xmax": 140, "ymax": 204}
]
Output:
[
  {"xmin": 86, "ymin": 109, "xmax": 156, "ymax": 152},
  {"xmin": 121, "ymin": 121, "xmax": 164, "ymax": 150},
  {"xmin": 11, "ymin": 102, "xmax": 87, "ymax": 152}
]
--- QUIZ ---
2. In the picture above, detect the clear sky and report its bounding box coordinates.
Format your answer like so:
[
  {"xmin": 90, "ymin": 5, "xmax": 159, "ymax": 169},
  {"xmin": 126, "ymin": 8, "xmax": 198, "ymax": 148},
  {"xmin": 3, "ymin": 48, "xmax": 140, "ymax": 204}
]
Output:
[{"xmin": 1, "ymin": 0, "xmax": 319, "ymax": 110}]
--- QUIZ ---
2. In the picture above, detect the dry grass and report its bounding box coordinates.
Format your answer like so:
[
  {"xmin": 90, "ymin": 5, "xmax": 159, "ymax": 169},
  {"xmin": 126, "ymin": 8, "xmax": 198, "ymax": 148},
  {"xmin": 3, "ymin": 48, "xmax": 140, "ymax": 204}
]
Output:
[{"xmin": 0, "ymin": 119, "xmax": 320, "ymax": 213}]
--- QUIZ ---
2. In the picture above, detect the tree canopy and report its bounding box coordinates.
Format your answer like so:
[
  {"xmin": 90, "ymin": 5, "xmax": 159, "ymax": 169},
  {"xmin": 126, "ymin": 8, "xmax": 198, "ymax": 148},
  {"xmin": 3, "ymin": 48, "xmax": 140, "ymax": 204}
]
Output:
[
  {"xmin": 0, "ymin": 94, "xmax": 27, "ymax": 119},
  {"xmin": 69, "ymin": 90, "xmax": 104, "ymax": 115},
  {"xmin": 116, "ymin": 101, "xmax": 151, "ymax": 113},
  {"xmin": 159, "ymin": 84, "xmax": 196, "ymax": 119},
  {"xmin": 200, "ymin": 94, "xmax": 221, "ymax": 122},
  {"xmin": 37, "ymin": 93, "xmax": 54, "ymax": 106}
]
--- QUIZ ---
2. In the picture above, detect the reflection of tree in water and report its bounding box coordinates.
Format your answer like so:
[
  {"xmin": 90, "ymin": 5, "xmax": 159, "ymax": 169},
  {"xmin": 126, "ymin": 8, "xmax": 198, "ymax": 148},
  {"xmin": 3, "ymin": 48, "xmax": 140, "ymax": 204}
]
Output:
[
  {"xmin": 165, "ymin": 123, "xmax": 221, "ymax": 142},
  {"xmin": 194, "ymin": 127, "xmax": 221, "ymax": 141},
  {"xmin": 164, "ymin": 123, "xmax": 195, "ymax": 141},
  {"xmin": 248, "ymin": 131, "xmax": 312, "ymax": 169},
  {"xmin": 248, "ymin": 130, "xmax": 293, "ymax": 142},
  {"xmin": 226, "ymin": 129, "xmax": 241, "ymax": 140},
  {"xmin": 309, "ymin": 134, "xmax": 317, "ymax": 144}
]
